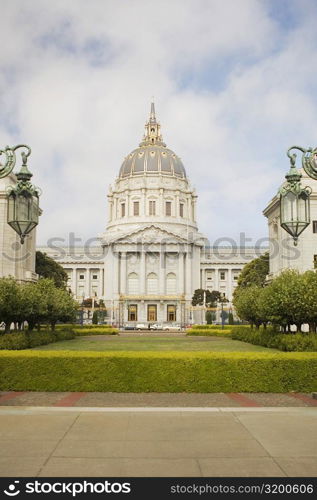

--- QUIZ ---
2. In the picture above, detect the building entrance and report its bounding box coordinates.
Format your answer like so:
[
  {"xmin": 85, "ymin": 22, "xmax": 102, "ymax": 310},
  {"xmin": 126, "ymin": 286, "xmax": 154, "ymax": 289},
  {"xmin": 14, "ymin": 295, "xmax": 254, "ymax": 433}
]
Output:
[{"xmin": 147, "ymin": 304, "xmax": 157, "ymax": 322}]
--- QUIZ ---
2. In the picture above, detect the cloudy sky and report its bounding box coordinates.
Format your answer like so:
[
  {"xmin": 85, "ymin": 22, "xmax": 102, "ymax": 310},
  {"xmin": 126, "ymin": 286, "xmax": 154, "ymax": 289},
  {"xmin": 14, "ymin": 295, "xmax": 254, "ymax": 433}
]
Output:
[{"xmin": 1, "ymin": 0, "xmax": 317, "ymax": 247}]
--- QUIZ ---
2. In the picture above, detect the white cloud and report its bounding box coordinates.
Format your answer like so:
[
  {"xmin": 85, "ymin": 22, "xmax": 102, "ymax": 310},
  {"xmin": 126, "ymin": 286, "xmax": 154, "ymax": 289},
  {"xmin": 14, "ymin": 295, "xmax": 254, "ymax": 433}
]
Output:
[{"xmin": 0, "ymin": 0, "xmax": 316, "ymax": 246}]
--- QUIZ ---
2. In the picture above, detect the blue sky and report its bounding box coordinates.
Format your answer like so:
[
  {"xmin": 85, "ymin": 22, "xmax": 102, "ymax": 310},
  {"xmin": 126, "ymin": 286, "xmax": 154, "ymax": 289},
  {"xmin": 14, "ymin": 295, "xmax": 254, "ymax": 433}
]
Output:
[{"xmin": 1, "ymin": 0, "xmax": 317, "ymax": 247}]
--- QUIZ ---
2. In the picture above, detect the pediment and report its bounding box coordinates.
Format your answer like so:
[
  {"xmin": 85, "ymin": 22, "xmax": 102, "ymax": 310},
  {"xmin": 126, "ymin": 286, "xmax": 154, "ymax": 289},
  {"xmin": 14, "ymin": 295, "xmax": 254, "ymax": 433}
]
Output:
[{"xmin": 106, "ymin": 224, "xmax": 189, "ymax": 245}]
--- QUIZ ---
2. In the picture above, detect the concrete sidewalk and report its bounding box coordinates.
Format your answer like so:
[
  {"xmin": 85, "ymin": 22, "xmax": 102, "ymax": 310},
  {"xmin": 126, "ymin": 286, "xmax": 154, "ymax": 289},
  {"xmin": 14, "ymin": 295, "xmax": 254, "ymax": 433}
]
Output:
[{"xmin": 0, "ymin": 406, "xmax": 316, "ymax": 477}]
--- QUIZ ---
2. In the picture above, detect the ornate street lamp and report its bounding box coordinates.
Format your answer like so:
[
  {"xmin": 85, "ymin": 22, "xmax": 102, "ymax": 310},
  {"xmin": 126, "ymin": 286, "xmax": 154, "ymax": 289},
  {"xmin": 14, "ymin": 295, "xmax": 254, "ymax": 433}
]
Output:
[
  {"xmin": 0, "ymin": 144, "xmax": 41, "ymax": 244},
  {"xmin": 279, "ymin": 146, "xmax": 315, "ymax": 245}
]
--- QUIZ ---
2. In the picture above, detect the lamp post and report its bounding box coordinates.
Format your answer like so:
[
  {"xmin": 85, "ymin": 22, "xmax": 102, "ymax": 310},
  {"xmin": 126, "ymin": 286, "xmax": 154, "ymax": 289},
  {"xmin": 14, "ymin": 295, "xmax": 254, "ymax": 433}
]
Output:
[
  {"xmin": 0, "ymin": 144, "xmax": 41, "ymax": 244},
  {"xmin": 279, "ymin": 146, "xmax": 316, "ymax": 245}
]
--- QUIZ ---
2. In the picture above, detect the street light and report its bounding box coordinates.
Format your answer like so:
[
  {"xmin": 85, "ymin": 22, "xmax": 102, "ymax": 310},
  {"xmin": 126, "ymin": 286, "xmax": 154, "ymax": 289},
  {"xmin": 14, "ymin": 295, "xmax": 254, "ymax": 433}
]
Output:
[
  {"xmin": 0, "ymin": 144, "xmax": 41, "ymax": 244},
  {"xmin": 279, "ymin": 146, "xmax": 316, "ymax": 245}
]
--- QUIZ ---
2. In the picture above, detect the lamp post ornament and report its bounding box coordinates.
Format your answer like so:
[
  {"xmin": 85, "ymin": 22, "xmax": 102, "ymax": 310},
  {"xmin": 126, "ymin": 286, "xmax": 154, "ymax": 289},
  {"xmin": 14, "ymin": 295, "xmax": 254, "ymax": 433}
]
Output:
[
  {"xmin": 279, "ymin": 146, "xmax": 316, "ymax": 245},
  {"xmin": 0, "ymin": 144, "xmax": 41, "ymax": 244}
]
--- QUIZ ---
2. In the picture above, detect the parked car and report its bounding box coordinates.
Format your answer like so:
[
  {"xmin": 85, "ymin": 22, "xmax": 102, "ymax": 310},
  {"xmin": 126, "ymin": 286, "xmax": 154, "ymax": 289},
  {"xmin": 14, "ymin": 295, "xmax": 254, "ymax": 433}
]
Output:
[
  {"xmin": 149, "ymin": 323, "xmax": 163, "ymax": 330},
  {"xmin": 162, "ymin": 324, "xmax": 181, "ymax": 331},
  {"xmin": 123, "ymin": 325, "xmax": 136, "ymax": 330},
  {"xmin": 136, "ymin": 323, "xmax": 148, "ymax": 330}
]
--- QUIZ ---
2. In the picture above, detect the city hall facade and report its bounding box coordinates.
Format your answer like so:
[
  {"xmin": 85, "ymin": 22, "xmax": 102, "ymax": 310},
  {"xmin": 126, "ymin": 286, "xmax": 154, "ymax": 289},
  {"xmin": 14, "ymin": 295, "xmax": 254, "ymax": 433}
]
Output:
[{"xmin": 38, "ymin": 104, "xmax": 265, "ymax": 326}]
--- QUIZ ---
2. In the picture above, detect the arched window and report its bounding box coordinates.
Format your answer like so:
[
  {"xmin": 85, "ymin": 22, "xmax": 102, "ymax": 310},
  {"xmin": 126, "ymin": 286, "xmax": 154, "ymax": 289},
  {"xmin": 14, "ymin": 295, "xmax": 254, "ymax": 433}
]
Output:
[
  {"xmin": 128, "ymin": 273, "xmax": 139, "ymax": 295},
  {"xmin": 166, "ymin": 272, "xmax": 176, "ymax": 294},
  {"xmin": 147, "ymin": 272, "xmax": 158, "ymax": 294}
]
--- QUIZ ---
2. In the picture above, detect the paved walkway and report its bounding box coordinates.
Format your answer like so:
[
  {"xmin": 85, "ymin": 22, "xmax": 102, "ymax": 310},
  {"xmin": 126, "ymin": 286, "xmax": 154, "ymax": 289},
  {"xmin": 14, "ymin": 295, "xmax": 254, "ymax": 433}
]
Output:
[
  {"xmin": 1, "ymin": 391, "xmax": 317, "ymax": 407},
  {"xmin": 0, "ymin": 406, "xmax": 316, "ymax": 477}
]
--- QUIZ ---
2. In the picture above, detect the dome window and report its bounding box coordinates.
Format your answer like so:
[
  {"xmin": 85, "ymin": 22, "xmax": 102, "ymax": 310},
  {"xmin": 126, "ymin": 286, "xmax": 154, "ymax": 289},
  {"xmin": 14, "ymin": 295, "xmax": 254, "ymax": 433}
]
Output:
[{"xmin": 151, "ymin": 128, "xmax": 155, "ymax": 132}]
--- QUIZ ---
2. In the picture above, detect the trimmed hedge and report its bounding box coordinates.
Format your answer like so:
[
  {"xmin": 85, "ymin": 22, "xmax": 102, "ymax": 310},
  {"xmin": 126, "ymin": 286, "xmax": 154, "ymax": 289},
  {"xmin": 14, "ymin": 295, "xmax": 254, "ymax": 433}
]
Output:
[
  {"xmin": 191, "ymin": 324, "xmax": 249, "ymax": 330},
  {"xmin": 73, "ymin": 327, "xmax": 118, "ymax": 336},
  {"xmin": 187, "ymin": 329, "xmax": 232, "ymax": 337},
  {"xmin": 55, "ymin": 324, "xmax": 113, "ymax": 330},
  {"xmin": 0, "ymin": 330, "xmax": 75, "ymax": 350},
  {"xmin": 231, "ymin": 327, "xmax": 317, "ymax": 352},
  {"xmin": 0, "ymin": 350, "xmax": 316, "ymax": 392}
]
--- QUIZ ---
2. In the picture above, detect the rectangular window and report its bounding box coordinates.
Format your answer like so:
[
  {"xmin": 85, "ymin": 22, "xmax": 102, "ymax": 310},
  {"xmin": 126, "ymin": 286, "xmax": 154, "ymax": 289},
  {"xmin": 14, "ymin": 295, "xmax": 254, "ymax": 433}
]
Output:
[
  {"xmin": 121, "ymin": 203, "xmax": 125, "ymax": 217},
  {"xmin": 220, "ymin": 271, "xmax": 226, "ymax": 280},
  {"xmin": 128, "ymin": 305, "xmax": 138, "ymax": 322},
  {"xmin": 180, "ymin": 203, "xmax": 184, "ymax": 217},
  {"xmin": 167, "ymin": 305, "xmax": 176, "ymax": 322},
  {"xmin": 79, "ymin": 274, "xmax": 85, "ymax": 280},
  {"xmin": 147, "ymin": 304, "xmax": 157, "ymax": 322},
  {"xmin": 233, "ymin": 274, "xmax": 239, "ymax": 281},
  {"xmin": 149, "ymin": 200, "xmax": 156, "ymax": 216},
  {"xmin": 165, "ymin": 201, "xmax": 172, "ymax": 216},
  {"xmin": 133, "ymin": 201, "xmax": 139, "ymax": 216},
  {"xmin": 313, "ymin": 221, "xmax": 317, "ymax": 233},
  {"xmin": 92, "ymin": 274, "xmax": 98, "ymax": 280}
]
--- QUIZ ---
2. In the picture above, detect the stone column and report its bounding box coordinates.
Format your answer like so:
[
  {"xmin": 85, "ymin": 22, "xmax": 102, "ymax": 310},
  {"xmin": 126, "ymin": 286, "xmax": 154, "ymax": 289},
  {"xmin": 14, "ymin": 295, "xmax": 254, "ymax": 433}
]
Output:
[
  {"xmin": 159, "ymin": 188, "xmax": 164, "ymax": 216},
  {"xmin": 178, "ymin": 252, "xmax": 184, "ymax": 294},
  {"xmin": 72, "ymin": 267, "xmax": 77, "ymax": 298},
  {"xmin": 185, "ymin": 250, "xmax": 192, "ymax": 297},
  {"xmin": 120, "ymin": 251, "xmax": 127, "ymax": 294},
  {"xmin": 113, "ymin": 252, "xmax": 119, "ymax": 298},
  {"xmin": 160, "ymin": 252, "xmax": 165, "ymax": 294},
  {"xmin": 176, "ymin": 190, "xmax": 180, "ymax": 217},
  {"xmin": 140, "ymin": 251, "xmax": 146, "ymax": 294},
  {"xmin": 214, "ymin": 267, "xmax": 219, "ymax": 291},
  {"xmin": 228, "ymin": 268, "xmax": 233, "ymax": 300},
  {"xmin": 83, "ymin": 269, "xmax": 88, "ymax": 298}
]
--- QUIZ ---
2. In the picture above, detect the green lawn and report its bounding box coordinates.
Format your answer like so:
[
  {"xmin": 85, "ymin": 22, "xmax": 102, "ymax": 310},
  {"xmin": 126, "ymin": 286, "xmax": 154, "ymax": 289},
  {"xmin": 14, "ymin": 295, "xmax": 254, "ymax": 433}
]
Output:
[{"xmin": 32, "ymin": 335, "xmax": 278, "ymax": 353}]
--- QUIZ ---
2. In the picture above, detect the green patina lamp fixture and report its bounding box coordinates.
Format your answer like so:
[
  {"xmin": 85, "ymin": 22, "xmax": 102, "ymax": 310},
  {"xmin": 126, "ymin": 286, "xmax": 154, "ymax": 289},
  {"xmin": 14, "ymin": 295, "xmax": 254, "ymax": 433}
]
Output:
[
  {"xmin": 0, "ymin": 144, "xmax": 41, "ymax": 244},
  {"xmin": 279, "ymin": 146, "xmax": 316, "ymax": 245}
]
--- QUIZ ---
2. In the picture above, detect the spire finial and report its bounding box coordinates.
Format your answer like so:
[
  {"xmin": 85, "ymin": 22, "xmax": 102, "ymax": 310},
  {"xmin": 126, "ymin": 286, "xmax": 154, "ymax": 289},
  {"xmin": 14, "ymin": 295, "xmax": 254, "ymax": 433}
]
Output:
[
  {"xmin": 150, "ymin": 97, "xmax": 156, "ymax": 122},
  {"xmin": 139, "ymin": 100, "xmax": 166, "ymax": 147}
]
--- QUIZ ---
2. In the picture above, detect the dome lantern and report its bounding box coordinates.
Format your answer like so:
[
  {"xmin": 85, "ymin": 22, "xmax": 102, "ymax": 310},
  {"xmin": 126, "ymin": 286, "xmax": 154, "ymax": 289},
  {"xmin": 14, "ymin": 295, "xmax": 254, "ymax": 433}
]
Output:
[{"xmin": 118, "ymin": 102, "xmax": 186, "ymax": 179}]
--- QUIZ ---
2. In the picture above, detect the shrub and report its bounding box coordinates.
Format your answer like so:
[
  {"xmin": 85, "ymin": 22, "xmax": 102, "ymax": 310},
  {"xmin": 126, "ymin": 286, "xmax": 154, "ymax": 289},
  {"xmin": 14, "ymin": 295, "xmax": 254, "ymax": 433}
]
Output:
[
  {"xmin": 0, "ymin": 329, "xmax": 75, "ymax": 350},
  {"xmin": 187, "ymin": 329, "xmax": 232, "ymax": 337},
  {"xmin": 0, "ymin": 351, "xmax": 316, "ymax": 392},
  {"xmin": 231, "ymin": 326, "xmax": 317, "ymax": 352},
  {"xmin": 55, "ymin": 324, "xmax": 113, "ymax": 330},
  {"xmin": 73, "ymin": 327, "xmax": 118, "ymax": 336},
  {"xmin": 191, "ymin": 324, "xmax": 234, "ymax": 330},
  {"xmin": 0, "ymin": 332, "xmax": 29, "ymax": 350}
]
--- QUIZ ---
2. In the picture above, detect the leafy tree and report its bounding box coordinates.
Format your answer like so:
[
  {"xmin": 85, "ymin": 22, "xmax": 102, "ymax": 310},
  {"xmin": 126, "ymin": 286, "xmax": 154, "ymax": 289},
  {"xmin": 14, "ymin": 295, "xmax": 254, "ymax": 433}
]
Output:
[
  {"xmin": 233, "ymin": 286, "xmax": 267, "ymax": 328},
  {"xmin": 36, "ymin": 251, "xmax": 68, "ymax": 289},
  {"xmin": 237, "ymin": 252, "xmax": 269, "ymax": 288},
  {"xmin": 192, "ymin": 289, "xmax": 221, "ymax": 307},
  {"xmin": 263, "ymin": 270, "xmax": 314, "ymax": 332},
  {"xmin": 92, "ymin": 310, "xmax": 99, "ymax": 324},
  {"xmin": 35, "ymin": 279, "xmax": 78, "ymax": 330},
  {"xmin": 0, "ymin": 278, "xmax": 22, "ymax": 333},
  {"xmin": 205, "ymin": 311, "xmax": 215, "ymax": 324},
  {"xmin": 228, "ymin": 311, "xmax": 234, "ymax": 325}
]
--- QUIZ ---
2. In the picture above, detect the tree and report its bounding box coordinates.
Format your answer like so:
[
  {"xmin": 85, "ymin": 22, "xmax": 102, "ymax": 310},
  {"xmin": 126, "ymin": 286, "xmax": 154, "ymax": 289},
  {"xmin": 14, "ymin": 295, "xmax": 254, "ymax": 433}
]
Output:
[
  {"xmin": 35, "ymin": 279, "xmax": 78, "ymax": 330},
  {"xmin": 205, "ymin": 311, "xmax": 215, "ymax": 324},
  {"xmin": 0, "ymin": 278, "xmax": 22, "ymax": 333},
  {"xmin": 233, "ymin": 286, "xmax": 267, "ymax": 328},
  {"xmin": 263, "ymin": 270, "xmax": 315, "ymax": 332},
  {"xmin": 36, "ymin": 251, "xmax": 68, "ymax": 289},
  {"xmin": 92, "ymin": 310, "xmax": 99, "ymax": 324},
  {"xmin": 237, "ymin": 252, "xmax": 269, "ymax": 288},
  {"xmin": 228, "ymin": 311, "xmax": 234, "ymax": 325},
  {"xmin": 19, "ymin": 282, "xmax": 47, "ymax": 331},
  {"xmin": 192, "ymin": 289, "xmax": 221, "ymax": 307}
]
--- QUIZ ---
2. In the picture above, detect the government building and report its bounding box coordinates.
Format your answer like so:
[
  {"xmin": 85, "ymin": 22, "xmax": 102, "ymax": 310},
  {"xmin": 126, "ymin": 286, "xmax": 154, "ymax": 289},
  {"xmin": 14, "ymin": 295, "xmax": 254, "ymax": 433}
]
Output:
[{"xmin": 38, "ymin": 104, "xmax": 265, "ymax": 326}]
